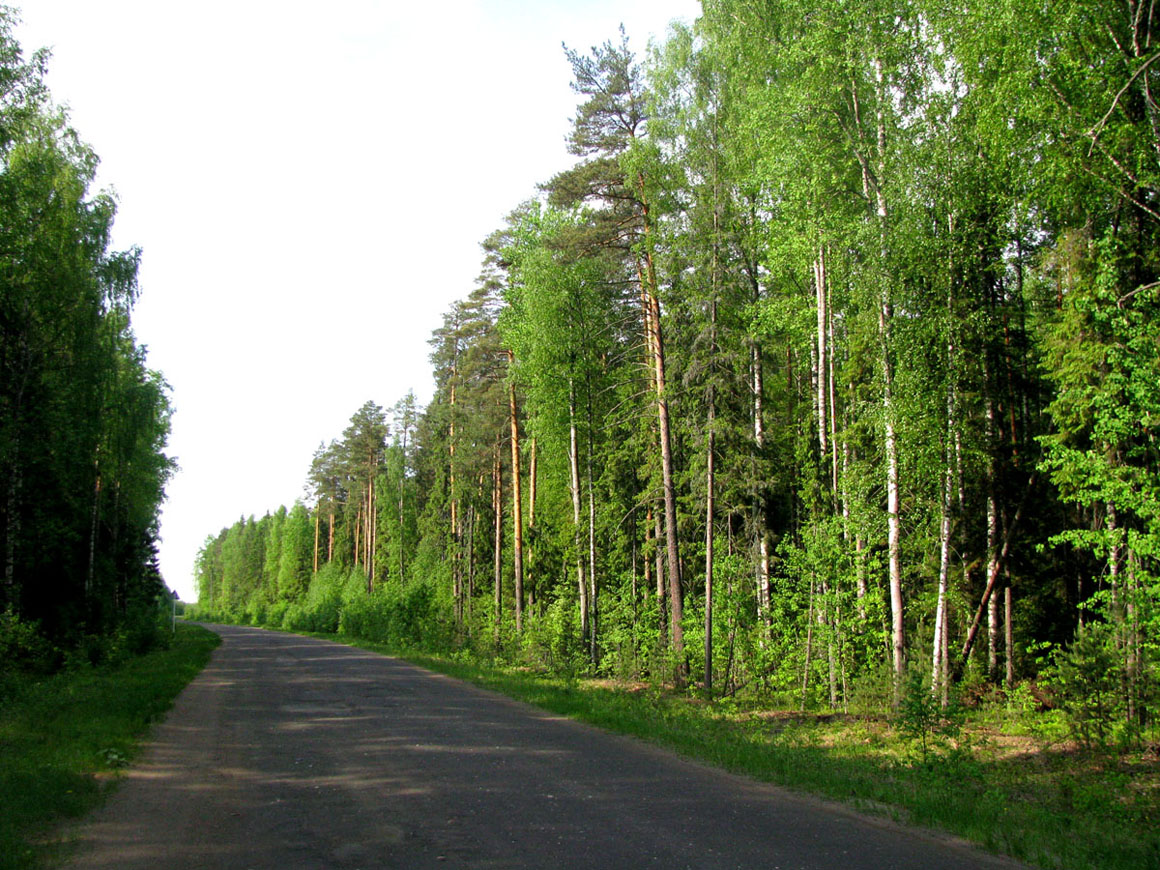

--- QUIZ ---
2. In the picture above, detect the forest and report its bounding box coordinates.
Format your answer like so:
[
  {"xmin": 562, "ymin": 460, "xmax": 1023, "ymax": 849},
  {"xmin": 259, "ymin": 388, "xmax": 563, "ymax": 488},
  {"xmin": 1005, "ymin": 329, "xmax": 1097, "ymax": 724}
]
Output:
[
  {"xmin": 194, "ymin": 0, "xmax": 1159, "ymax": 735},
  {"xmin": 0, "ymin": 12, "xmax": 174, "ymax": 666}
]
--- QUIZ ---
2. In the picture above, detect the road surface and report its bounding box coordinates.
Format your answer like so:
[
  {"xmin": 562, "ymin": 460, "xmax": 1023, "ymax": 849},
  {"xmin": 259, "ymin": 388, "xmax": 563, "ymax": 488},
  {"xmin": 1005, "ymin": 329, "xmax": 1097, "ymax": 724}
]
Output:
[{"xmin": 65, "ymin": 624, "xmax": 1025, "ymax": 869}]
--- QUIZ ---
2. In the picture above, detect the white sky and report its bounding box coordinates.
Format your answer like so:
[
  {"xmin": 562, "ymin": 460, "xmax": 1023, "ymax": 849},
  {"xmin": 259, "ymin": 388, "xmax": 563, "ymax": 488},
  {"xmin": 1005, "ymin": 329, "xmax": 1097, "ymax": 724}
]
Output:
[{"xmin": 15, "ymin": 0, "xmax": 700, "ymax": 602}]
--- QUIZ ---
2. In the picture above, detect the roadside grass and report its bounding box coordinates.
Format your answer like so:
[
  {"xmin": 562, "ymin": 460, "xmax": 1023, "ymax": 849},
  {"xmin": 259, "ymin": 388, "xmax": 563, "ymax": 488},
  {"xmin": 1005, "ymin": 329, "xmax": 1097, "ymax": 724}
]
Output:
[
  {"xmin": 0, "ymin": 623, "xmax": 220, "ymax": 870},
  {"xmin": 321, "ymin": 632, "xmax": 1158, "ymax": 870}
]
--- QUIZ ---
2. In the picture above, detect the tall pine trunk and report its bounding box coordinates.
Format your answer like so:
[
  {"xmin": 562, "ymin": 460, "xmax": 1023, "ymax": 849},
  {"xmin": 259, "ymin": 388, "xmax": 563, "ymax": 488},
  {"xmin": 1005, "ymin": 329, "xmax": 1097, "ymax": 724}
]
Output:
[
  {"xmin": 508, "ymin": 356, "xmax": 524, "ymax": 634},
  {"xmin": 639, "ymin": 182, "xmax": 684, "ymax": 683},
  {"xmin": 450, "ymin": 382, "xmax": 462, "ymax": 625},
  {"xmin": 398, "ymin": 425, "xmax": 408, "ymax": 584},
  {"xmin": 493, "ymin": 445, "xmax": 502, "ymax": 645},
  {"xmin": 704, "ymin": 386, "xmax": 716, "ymax": 697},
  {"xmin": 313, "ymin": 507, "xmax": 320, "ymax": 574},
  {"xmin": 654, "ymin": 507, "xmax": 666, "ymax": 650},
  {"xmin": 586, "ymin": 426, "xmax": 598, "ymax": 666}
]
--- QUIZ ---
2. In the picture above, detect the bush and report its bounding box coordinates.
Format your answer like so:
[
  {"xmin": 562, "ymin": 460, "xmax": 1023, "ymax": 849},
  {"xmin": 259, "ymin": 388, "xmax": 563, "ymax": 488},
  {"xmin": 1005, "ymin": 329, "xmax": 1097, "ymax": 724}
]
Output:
[
  {"xmin": 282, "ymin": 563, "xmax": 347, "ymax": 633},
  {"xmin": 266, "ymin": 599, "xmax": 289, "ymax": 629},
  {"xmin": 243, "ymin": 599, "xmax": 268, "ymax": 627},
  {"xmin": 0, "ymin": 610, "xmax": 55, "ymax": 700},
  {"xmin": 63, "ymin": 603, "xmax": 172, "ymax": 669},
  {"xmin": 0, "ymin": 609, "xmax": 53, "ymax": 674},
  {"xmin": 118, "ymin": 603, "xmax": 172, "ymax": 658},
  {"xmin": 520, "ymin": 589, "xmax": 588, "ymax": 677},
  {"xmin": 339, "ymin": 580, "xmax": 452, "ymax": 652}
]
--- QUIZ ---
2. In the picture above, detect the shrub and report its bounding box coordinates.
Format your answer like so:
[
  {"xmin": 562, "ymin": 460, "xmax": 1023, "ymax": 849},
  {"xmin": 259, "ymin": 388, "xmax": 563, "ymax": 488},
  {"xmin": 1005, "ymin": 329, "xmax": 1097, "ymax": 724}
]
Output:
[
  {"xmin": 0, "ymin": 609, "xmax": 53, "ymax": 674},
  {"xmin": 520, "ymin": 589, "xmax": 587, "ymax": 677},
  {"xmin": 1049, "ymin": 622, "xmax": 1125, "ymax": 750},
  {"xmin": 266, "ymin": 599, "xmax": 289, "ymax": 628},
  {"xmin": 280, "ymin": 563, "xmax": 347, "ymax": 633},
  {"xmin": 896, "ymin": 667, "xmax": 965, "ymax": 762},
  {"xmin": 0, "ymin": 610, "xmax": 55, "ymax": 700},
  {"xmin": 339, "ymin": 580, "xmax": 452, "ymax": 652}
]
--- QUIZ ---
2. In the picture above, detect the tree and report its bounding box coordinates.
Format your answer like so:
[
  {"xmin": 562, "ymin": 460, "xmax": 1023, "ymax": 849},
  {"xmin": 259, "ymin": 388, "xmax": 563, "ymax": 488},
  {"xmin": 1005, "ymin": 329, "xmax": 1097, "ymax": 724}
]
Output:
[
  {"xmin": 548, "ymin": 27, "xmax": 688, "ymax": 681},
  {"xmin": 502, "ymin": 203, "xmax": 623, "ymax": 664},
  {"xmin": 0, "ymin": 13, "xmax": 172, "ymax": 641},
  {"xmin": 341, "ymin": 401, "xmax": 388, "ymax": 591}
]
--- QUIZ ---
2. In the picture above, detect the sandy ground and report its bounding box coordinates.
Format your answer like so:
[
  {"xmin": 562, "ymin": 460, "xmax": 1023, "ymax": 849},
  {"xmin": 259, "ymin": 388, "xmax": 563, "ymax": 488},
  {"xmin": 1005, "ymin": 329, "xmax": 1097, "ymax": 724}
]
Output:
[{"xmin": 63, "ymin": 624, "xmax": 1028, "ymax": 869}]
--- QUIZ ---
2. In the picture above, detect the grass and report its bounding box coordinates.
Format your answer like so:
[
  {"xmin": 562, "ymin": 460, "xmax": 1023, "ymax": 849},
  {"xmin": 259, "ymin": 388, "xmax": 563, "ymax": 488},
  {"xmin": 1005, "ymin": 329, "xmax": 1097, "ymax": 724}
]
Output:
[
  {"xmin": 0, "ymin": 623, "xmax": 220, "ymax": 870},
  {"xmin": 324, "ymin": 632, "xmax": 1159, "ymax": 870}
]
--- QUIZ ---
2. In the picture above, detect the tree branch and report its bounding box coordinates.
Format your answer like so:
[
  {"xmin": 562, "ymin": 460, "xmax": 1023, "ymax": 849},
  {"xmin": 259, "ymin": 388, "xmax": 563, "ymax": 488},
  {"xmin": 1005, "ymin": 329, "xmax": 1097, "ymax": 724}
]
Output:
[{"xmin": 1088, "ymin": 49, "xmax": 1160, "ymax": 154}]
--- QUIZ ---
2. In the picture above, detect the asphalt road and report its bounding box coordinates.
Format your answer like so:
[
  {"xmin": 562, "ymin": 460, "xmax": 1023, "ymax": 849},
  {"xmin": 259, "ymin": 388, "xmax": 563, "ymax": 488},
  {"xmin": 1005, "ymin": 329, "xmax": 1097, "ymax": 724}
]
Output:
[{"xmin": 64, "ymin": 624, "xmax": 1026, "ymax": 869}]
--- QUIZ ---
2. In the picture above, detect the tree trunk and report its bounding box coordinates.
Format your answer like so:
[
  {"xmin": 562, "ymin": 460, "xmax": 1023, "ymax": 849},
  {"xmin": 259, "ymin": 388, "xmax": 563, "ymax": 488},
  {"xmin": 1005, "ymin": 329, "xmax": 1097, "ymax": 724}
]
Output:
[
  {"xmin": 508, "ymin": 356, "xmax": 524, "ymax": 634},
  {"xmin": 638, "ymin": 184, "xmax": 684, "ymax": 682},
  {"xmin": 587, "ymin": 433, "xmax": 598, "ymax": 666},
  {"xmin": 814, "ymin": 248, "xmax": 828, "ymax": 461},
  {"xmin": 704, "ymin": 396, "xmax": 715, "ymax": 697},
  {"xmin": 398, "ymin": 426, "xmax": 407, "ymax": 584},
  {"xmin": 327, "ymin": 511, "xmax": 334, "ymax": 563},
  {"xmin": 653, "ymin": 506, "xmax": 666, "ymax": 651},
  {"xmin": 450, "ymin": 381, "xmax": 460, "ymax": 624},
  {"xmin": 493, "ymin": 445, "xmax": 502, "ymax": 645},
  {"xmin": 529, "ymin": 437, "xmax": 537, "ymax": 529},
  {"xmin": 957, "ymin": 476, "xmax": 1035, "ymax": 675},
  {"xmin": 528, "ymin": 436, "xmax": 536, "ymax": 607},
  {"xmin": 463, "ymin": 503, "xmax": 474, "ymax": 622},
  {"xmin": 933, "ymin": 444, "xmax": 953, "ymax": 701},
  {"xmin": 1126, "ymin": 550, "xmax": 1140, "ymax": 725},
  {"xmin": 86, "ymin": 469, "xmax": 101, "ymax": 602},
  {"xmin": 353, "ymin": 504, "xmax": 362, "ymax": 570},
  {"xmin": 934, "ymin": 315, "xmax": 959, "ymax": 701},
  {"xmin": 752, "ymin": 343, "xmax": 771, "ymax": 629},
  {"xmin": 986, "ymin": 393, "xmax": 1001, "ymax": 682},
  {"xmin": 881, "ymin": 300, "xmax": 905, "ymax": 699},
  {"xmin": 366, "ymin": 477, "xmax": 375, "ymax": 593},
  {"xmin": 652, "ymin": 288, "xmax": 685, "ymax": 683},
  {"xmin": 865, "ymin": 54, "xmax": 904, "ymax": 703},
  {"xmin": 568, "ymin": 378, "xmax": 588, "ymax": 644},
  {"xmin": 1004, "ymin": 578, "xmax": 1015, "ymax": 686},
  {"xmin": 827, "ymin": 279, "xmax": 839, "ymax": 499},
  {"xmin": 801, "ymin": 576, "xmax": 815, "ymax": 712},
  {"xmin": 313, "ymin": 505, "xmax": 320, "ymax": 574},
  {"xmin": 4, "ymin": 453, "xmax": 20, "ymax": 608}
]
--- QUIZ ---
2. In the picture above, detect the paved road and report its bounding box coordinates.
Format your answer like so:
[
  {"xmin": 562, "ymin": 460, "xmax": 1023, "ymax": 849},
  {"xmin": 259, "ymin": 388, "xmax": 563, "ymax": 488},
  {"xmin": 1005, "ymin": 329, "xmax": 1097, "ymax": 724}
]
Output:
[{"xmin": 65, "ymin": 624, "xmax": 1025, "ymax": 869}]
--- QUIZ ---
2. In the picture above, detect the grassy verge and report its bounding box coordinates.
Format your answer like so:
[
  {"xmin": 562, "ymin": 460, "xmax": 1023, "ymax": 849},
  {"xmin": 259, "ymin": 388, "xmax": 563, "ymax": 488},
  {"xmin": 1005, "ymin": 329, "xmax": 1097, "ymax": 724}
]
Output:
[
  {"xmin": 322, "ymin": 633, "xmax": 1157, "ymax": 870},
  {"xmin": 0, "ymin": 623, "xmax": 220, "ymax": 870}
]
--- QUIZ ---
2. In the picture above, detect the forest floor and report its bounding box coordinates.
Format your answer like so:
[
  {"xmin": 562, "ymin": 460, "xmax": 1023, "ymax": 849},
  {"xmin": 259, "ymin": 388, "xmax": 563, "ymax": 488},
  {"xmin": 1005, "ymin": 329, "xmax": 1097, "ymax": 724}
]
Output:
[{"xmin": 338, "ymin": 641, "xmax": 1160, "ymax": 870}]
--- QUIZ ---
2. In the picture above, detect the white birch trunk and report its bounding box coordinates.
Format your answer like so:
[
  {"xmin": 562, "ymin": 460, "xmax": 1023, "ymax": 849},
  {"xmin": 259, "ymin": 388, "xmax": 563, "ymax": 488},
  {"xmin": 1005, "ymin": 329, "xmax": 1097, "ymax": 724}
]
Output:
[{"xmin": 568, "ymin": 378, "xmax": 588, "ymax": 642}]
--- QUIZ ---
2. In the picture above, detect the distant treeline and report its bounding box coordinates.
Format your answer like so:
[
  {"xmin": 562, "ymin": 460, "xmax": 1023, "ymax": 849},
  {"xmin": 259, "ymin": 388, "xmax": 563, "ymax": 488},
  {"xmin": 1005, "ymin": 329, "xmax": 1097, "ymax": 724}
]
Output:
[
  {"xmin": 194, "ymin": 0, "xmax": 1158, "ymax": 731},
  {"xmin": 0, "ymin": 13, "xmax": 173, "ymax": 657}
]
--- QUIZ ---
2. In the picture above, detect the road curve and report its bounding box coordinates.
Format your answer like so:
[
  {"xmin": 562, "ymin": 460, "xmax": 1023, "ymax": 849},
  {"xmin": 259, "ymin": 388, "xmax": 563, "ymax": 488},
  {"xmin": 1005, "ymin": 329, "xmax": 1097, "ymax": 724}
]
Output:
[{"xmin": 64, "ymin": 624, "xmax": 1025, "ymax": 869}]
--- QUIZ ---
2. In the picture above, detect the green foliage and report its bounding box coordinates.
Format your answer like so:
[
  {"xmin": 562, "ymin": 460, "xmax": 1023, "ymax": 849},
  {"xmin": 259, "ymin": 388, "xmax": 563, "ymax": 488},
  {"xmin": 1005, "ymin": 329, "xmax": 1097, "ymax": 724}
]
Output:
[
  {"xmin": 0, "ymin": 611, "xmax": 55, "ymax": 702},
  {"xmin": 519, "ymin": 586, "xmax": 589, "ymax": 678},
  {"xmin": 281, "ymin": 563, "xmax": 347, "ymax": 634},
  {"xmin": 338, "ymin": 580, "xmax": 453, "ymax": 652},
  {"xmin": 0, "ymin": 12, "xmax": 173, "ymax": 649},
  {"xmin": 1040, "ymin": 622, "xmax": 1157, "ymax": 752},
  {"xmin": 895, "ymin": 668, "xmax": 965, "ymax": 762}
]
